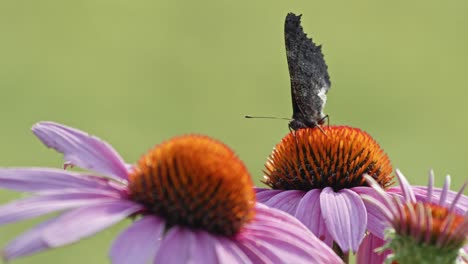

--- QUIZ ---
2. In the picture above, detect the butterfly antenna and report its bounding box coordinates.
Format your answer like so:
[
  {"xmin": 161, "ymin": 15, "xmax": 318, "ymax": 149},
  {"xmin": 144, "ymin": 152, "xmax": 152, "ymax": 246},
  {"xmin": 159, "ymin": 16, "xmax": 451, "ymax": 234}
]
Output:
[
  {"xmin": 245, "ymin": 115, "xmax": 291, "ymax": 121},
  {"xmin": 320, "ymin": 114, "xmax": 330, "ymax": 127},
  {"xmin": 316, "ymin": 124, "xmax": 327, "ymax": 136}
]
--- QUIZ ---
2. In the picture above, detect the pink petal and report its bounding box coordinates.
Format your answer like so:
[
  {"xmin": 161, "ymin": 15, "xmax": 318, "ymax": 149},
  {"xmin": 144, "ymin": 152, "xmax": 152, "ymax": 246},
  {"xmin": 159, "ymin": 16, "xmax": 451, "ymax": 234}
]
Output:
[
  {"xmin": 189, "ymin": 231, "xmax": 219, "ymax": 263},
  {"xmin": 235, "ymin": 236, "xmax": 282, "ymax": 263},
  {"xmin": 320, "ymin": 187, "xmax": 367, "ymax": 252},
  {"xmin": 0, "ymin": 168, "xmax": 121, "ymax": 193},
  {"xmin": 448, "ymin": 180, "xmax": 468, "ymax": 212},
  {"xmin": 42, "ymin": 200, "xmax": 142, "ymax": 247},
  {"xmin": 254, "ymin": 189, "xmax": 282, "ymax": 203},
  {"xmin": 262, "ymin": 190, "xmax": 304, "ymax": 215},
  {"xmin": 240, "ymin": 235, "xmax": 333, "ymax": 264},
  {"xmin": 0, "ymin": 193, "xmax": 122, "ymax": 225},
  {"xmin": 412, "ymin": 186, "xmax": 468, "ymax": 213},
  {"xmin": 294, "ymin": 189, "xmax": 333, "ymax": 245},
  {"xmin": 353, "ymin": 187, "xmax": 393, "ymax": 238},
  {"xmin": 3, "ymin": 219, "xmax": 55, "ymax": 260},
  {"xmin": 426, "ymin": 170, "xmax": 435, "ymax": 203},
  {"xmin": 437, "ymin": 175, "xmax": 451, "ymax": 207},
  {"xmin": 244, "ymin": 204, "xmax": 342, "ymax": 263},
  {"xmin": 32, "ymin": 122, "xmax": 128, "ymax": 181},
  {"xmin": 153, "ymin": 227, "xmax": 194, "ymax": 264},
  {"xmin": 154, "ymin": 227, "xmax": 244, "ymax": 264},
  {"xmin": 109, "ymin": 216, "xmax": 165, "ymax": 264},
  {"xmin": 356, "ymin": 234, "xmax": 390, "ymax": 264},
  {"xmin": 212, "ymin": 236, "xmax": 251, "ymax": 264},
  {"xmin": 395, "ymin": 169, "xmax": 415, "ymax": 202},
  {"xmin": 360, "ymin": 176, "xmax": 397, "ymax": 214}
]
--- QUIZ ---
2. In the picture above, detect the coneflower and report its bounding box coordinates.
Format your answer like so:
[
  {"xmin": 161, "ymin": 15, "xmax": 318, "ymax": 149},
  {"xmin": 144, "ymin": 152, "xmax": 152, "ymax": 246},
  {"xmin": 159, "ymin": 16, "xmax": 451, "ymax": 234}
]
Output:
[
  {"xmin": 256, "ymin": 125, "xmax": 394, "ymax": 259},
  {"xmin": 360, "ymin": 171, "xmax": 468, "ymax": 263},
  {"xmin": 0, "ymin": 122, "xmax": 342, "ymax": 263}
]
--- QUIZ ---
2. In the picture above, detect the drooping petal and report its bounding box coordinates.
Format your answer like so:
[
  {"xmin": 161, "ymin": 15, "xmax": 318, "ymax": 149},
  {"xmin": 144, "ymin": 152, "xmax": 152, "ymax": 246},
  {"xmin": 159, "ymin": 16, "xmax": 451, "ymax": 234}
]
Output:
[
  {"xmin": 362, "ymin": 175, "xmax": 398, "ymax": 214},
  {"xmin": 3, "ymin": 219, "xmax": 55, "ymax": 260},
  {"xmin": 320, "ymin": 187, "xmax": 367, "ymax": 252},
  {"xmin": 360, "ymin": 198, "xmax": 390, "ymax": 239},
  {"xmin": 294, "ymin": 189, "xmax": 333, "ymax": 245},
  {"xmin": 42, "ymin": 200, "xmax": 142, "ymax": 247},
  {"xmin": 353, "ymin": 187, "xmax": 392, "ymax": 238},
  {"xmin": 235, "ymin": 235, "xmax": 282, "ymax": 263},
  {"xmin": 212, "ymin": 236, "xmax": 252, "ymax": 264},
  {"xmin": 0, "ymin": 168, "xmax": 120, "ymax": 193},
  {"xmin": 240, "ymin": 235, "xmax": 331, "ymax": 264},
  {"xmin": 356, "ymin": 234, "xmax": 390, "ymax": 264},
  {"xmin": 153, "ymin": 227, "xmax": 192, "ymax": 264},
  {"xmin": 0, "ymin": 193, "xmax": 123, "ymax": 225},
  {"xmin": 254, "ymin": 188, "xmax": 283, "ymax": 203},
  {"xmin": 32, "ymin": 122, "xmax": 128, "ymax": 181},
  {"xmin": 188, "ymin": 231, "xmax": 219, "ymax": 263},
  {"xmin": 153, "ymin": 227, "xmax": 250, "ymax": 264},
  {"xmin": 109, "ymin": 216, "xmax": 164, "ymax": 264},
  {"xmin": 262, "ymin": 190, "xmax": 304, "ymax": 215},
  {"xmin": 244, "ymin": 204, "xmax": 342, "ymax": 263}
]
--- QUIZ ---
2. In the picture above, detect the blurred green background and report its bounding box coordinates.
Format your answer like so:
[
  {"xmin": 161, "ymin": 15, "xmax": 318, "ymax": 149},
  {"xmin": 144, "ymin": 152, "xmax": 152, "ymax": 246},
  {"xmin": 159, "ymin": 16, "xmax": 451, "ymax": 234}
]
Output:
[{"xmin": 0, "ymin": 0, "xmax": 466, "ymax": 263}]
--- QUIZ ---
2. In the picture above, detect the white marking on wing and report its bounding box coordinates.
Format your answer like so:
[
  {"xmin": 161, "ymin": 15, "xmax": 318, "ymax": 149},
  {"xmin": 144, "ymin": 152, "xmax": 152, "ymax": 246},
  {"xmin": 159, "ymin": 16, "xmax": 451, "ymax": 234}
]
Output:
[{"xmin": 318, "ymin": 87, "xmax": 328, "ymax": 107}]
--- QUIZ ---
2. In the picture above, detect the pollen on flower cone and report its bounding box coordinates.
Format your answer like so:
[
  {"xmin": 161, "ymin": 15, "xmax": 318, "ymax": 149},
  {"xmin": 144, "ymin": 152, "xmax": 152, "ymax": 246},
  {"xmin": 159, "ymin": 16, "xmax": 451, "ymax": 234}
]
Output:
[
  {"xmin": 128, "ymin": 135, "xmax": 256, "ymax": 236},
  {"xmin": 264, "ymin": 126, "xmax": 393, "ymax": 191}
]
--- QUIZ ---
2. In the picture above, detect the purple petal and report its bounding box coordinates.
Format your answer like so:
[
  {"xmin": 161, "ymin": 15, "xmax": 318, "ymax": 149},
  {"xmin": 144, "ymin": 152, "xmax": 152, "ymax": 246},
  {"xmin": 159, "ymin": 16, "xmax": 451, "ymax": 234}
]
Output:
[
  {"xmin": 240, "ymin": 235, "xmax": 336, "ymax": 264},
  {"xmin": 3, "ymin": 219, "xmax": 55, "ymax": 260},
  {"xmin": 356, "ymin": 234, "xmax": 390, "ymax": 264},
  {"xmin": 0, "ymin": 193, "xmax": 123, "ymax": 225},
  {"xmin": 42, "ymin": 200, "xmax": 142, "ymax": 247},
  {"xmin": 294, "ymin": 189, "xmax": 333, "ymax": 245},
  {"xmin": 235, "ymin": 236, "xmax": 282, "ymax": 263},
  {"xmin": 426, "ymin": 170, "xmax": 435, "ymax": 203},
  {"xmin": 153, "ymin": 227, "xmax": 192, "ymax": 264},
  {"xmin": 0, "ymin": 168, "xmax": 122, "ymax": 193},
  {"xmin": 254, "ymin": 189, "xmax": 283, "ymax": 203},
  {"xmin": 353, "ymin": 187, "xmax": 393, "ymax": 238},
  {"xmin": 188, "ymin": 231, "xmax": 219, "ymax": 263},
  {"xmin": 395, "ymin": 169, "xmax": 415, "ymax": 202},
  {"xmin": 242, "ymin": 204, "xmax": 342, "ymax": 263},
  {"xmin": 262, "ymin": 190, "xmax": 304, "ymax": 215},
  {"xmin": 212, "ymin": 236, "xmax": 252, "ymax": 264},
  {"xmin": 448, "ymin": 181, "xmax": 468, "ymax": 212},
  {"xmin": 32, "ymin": 122, "xmax": 128, "ymax": 181},
  {"xmin": 439, "ymin": 175, "xmax": 451, "ymax": 207},
  {"xmin": 361, "ymin": 176, "xmax": 397, "ymax": 214},
  {"xmin": 412, "ymin": 186, "xmax": 468, "ymax": 213},
  {"xmin": 320, "ymin": 187, "xmax": 367, "ymax": 252},
  {"xmin": 109, "ymin": 216, "xmax": 165, "ymax": 264},
  {"xmin": 154, "ymin": 227, "xmax": 245, "ymax": 264},
  {"xmin": 360, "ymin": 199, "xmax": 390, "ymax": 239}
]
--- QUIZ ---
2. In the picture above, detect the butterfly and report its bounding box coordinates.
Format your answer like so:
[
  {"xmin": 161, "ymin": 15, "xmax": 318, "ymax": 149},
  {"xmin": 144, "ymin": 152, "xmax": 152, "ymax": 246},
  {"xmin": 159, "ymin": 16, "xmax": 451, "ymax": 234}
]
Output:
[{"xmin": 285, "ymin": 13, "xmax": 331, "ymax": 131}]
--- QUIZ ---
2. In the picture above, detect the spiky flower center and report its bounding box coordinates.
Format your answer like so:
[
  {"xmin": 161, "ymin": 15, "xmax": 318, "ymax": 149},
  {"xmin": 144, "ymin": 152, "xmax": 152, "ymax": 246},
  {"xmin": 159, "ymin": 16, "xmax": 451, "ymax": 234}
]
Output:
[
  {"xmin": 128, "ymin": 135, "xmax": 256, "ymax": 237},
  {"xmin": 264, "ymin": 126, "xmax": 393, "ymax": 191},
  {"xmin": 396, "ymin": 202, "xmax": 467, "ymax": 248},
  {"xmin": 384, "ymin": 201, "xmax": 467, "ymax": 263}
]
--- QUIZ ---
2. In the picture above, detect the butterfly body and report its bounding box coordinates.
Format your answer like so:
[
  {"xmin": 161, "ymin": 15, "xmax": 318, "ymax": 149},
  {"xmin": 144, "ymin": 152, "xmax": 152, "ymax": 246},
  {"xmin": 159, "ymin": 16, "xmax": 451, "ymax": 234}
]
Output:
[{"xmin": 285, "ymin": 13, "xmax": 331, "ymax": 131}]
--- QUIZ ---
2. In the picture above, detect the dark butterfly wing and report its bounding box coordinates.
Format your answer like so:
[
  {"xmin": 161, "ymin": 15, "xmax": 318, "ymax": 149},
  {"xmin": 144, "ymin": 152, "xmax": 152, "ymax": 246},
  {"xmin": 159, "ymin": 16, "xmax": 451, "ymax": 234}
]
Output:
[{"xmin": 285, "ymin": 13, "xmax": 331, "ymax": 130}]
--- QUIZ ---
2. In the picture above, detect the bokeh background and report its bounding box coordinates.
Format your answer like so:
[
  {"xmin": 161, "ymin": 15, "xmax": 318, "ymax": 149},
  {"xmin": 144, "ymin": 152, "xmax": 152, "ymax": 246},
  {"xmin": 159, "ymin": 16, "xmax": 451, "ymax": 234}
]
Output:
[{"xmin": 0, "ymin": 0, "xmax": 466, "ymax": 263}]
